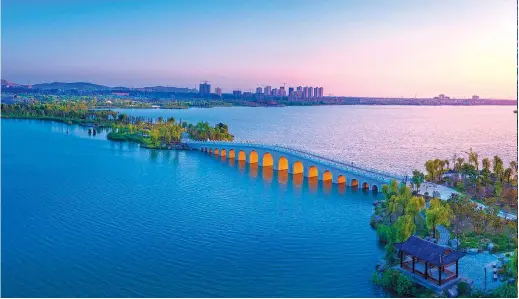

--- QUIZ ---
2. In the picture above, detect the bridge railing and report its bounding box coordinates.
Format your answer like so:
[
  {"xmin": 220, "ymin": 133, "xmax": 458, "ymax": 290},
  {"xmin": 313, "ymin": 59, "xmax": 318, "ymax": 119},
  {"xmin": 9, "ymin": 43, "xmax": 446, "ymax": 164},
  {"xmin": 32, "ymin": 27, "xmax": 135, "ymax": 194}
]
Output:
[{"xmin": 187, "ymin": 140, "xmax": 405, "ymax": 182}]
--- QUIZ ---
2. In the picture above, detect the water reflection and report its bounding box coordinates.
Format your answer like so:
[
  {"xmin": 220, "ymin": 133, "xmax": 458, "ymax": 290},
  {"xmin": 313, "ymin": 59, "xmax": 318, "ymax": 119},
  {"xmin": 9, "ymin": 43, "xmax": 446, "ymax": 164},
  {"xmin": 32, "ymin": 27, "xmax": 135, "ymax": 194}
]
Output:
[
  {"xmin": 198, "ymin": 151, "xmax": 379, "ymax": 199},
  {"xmin": 308, "ymin": 177, "xmax": 318, "ymax": 193},
  {"xmin": 278, "ymin": 170, "xmax": 289, "ymax": 185},
  {"xmin": 249, "ymin": 163, "xmax": 259, "ymax": 178}
]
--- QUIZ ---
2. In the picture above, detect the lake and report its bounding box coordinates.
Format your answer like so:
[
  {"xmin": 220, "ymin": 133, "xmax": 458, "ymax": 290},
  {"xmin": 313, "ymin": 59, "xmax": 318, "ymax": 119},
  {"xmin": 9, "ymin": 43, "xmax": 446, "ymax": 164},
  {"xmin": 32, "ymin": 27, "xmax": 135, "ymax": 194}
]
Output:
[
  {"xmin": 113, "ymin": 105, "xmax": 517, "ymax": 176},
  {"xmin": 2, "ymin": 118, "xmax": 386, "ymax": 297},
  {"xmin": 1, "ymin": 105, "xmax": 515, "ymax": 297}
]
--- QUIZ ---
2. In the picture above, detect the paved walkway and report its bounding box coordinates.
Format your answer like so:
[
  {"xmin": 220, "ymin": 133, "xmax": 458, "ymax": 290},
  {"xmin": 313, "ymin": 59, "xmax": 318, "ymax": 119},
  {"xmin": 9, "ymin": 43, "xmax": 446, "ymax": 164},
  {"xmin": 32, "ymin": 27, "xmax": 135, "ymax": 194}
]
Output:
[{"xmin": 436, "ymin": 225, "xmax": 450, "ymax": 246}]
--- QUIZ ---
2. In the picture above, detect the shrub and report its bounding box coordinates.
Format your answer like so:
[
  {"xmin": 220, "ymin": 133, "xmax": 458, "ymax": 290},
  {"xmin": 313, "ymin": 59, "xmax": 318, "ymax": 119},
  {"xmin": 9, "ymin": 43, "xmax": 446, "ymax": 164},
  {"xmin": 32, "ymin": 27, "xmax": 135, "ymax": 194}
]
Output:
[
  {"xmin": 396, "ymin": 273, "xmax": 414, "ymax": 296},
  {"xmin": 376, "ymin": 224, "xmax": 395, "ymax": 243},
  {"xmin": 458, "ymin": 282, "xmax": 471, "ymax": 297}
]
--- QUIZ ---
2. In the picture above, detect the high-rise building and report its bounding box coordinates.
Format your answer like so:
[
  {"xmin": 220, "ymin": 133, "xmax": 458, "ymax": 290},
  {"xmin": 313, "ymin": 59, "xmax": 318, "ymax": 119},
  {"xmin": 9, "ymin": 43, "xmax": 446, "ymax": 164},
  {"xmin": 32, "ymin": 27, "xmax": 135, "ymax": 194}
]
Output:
[
  {"xmin": 313, "ymin": 87, "xmax": 318, "ymax": 98},
  {"xmin": 199, "ymin": 82, "xmax": 211, "ymax": 97},
  {"xmin": 215, "ymin": 87, "xmax": 222, "ymax": 96},
  {"xmin": 318, "ymin": 87, "xmax": 324, "ymax": 97},
  {"xmin": 279, "ymin": 86, "xmax": 286, "ymax": 97},
  {"xmin": 233, "ymin": 90, "xmax": 242, "ymax": 98},
  {"xmin": 303, "ymin": 86, "xmax": 312, "ymax": 98},
  {"xmin": 264, "ymin": 86, "xmax": 272, "ymax": 96},
  {"xmin": 256, "ymin": 87, "xmax": 263, "ymax": 95},
  {"xmin": 288, "ymin": 87, "xmax": 294, "ymax": 97},
  {"xmin": 272, "ymin": 88, "xmax": 278, "ymax": 96}
]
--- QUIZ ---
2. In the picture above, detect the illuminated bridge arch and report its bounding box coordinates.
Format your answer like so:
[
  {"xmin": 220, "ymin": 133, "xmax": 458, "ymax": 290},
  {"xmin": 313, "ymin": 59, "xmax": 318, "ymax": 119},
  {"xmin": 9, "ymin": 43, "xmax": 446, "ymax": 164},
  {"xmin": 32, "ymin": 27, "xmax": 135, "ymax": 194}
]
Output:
[
  {"xmin": 262, "ymin": 153, "xmax": 274, "ymax": 167},
  {"xmin": 292, "ymin": 161, "xmax": 304, "ymax": 175},
  {"xmin": 220, "ymin": 149, "xmax": 226, "ymax": 157},
  {"xmin": 249, "ymin": 151, "xmax": 259, "ymax": 164},
  {"xmin": 362, "ymin": 182, "xmax": 369, "ymax": 190},
  {"xmin": 351, "ymin": 179, "xmax": 359, "ymax": 187},
  {"xmin": 278, "ymin": 156, "xmax": 289, "ymax": 171},
  {"xmin": 228, "ymin": 149, "xmax": 236, "ymax": 159},
  {"xmin": 238, "ymin": 150, "xmax": 246, "ymax": 161},
  {"xmin": 322, "ymin": 170, "xmax": 332, "ymax": 182},
  {"xmin": 214, "ymin": 148, "xmax": 219, "ymax": 155},
  {"xmin": 337, "ymin": 175, "xmax": 346, "ymax": 185},
  {"xmin": 308, "ymin": 166, "xmax": 318, "ymax": 178}
]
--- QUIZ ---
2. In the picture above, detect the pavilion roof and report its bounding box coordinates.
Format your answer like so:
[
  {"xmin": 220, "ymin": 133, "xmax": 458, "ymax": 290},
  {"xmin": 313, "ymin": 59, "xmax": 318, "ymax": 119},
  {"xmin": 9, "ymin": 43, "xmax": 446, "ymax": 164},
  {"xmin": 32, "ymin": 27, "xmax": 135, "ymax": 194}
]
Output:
[{"xmin": 394, "ymin": 235, "xmax": 465, "ymax": 267}]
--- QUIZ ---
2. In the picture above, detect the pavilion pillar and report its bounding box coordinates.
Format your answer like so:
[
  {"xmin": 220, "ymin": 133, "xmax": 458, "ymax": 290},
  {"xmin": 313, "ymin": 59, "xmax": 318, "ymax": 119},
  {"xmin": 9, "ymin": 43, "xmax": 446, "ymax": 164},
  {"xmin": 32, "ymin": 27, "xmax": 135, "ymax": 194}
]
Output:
[
  {"xmin": 412, "ymin": 257, "xmax": 415, "ymax": 273},
  {"xmin": 400, "ymin": 251, "xmax": 403, "ymax": 267},
  {"xmin": 456, "ymin": 260, "xmax": 459, "ymax": 278},
  {"xmin": 424, "ymin": 262, "xmax": 428, "ymax": 280},
  {"xmin": 439, "ymin": 266, "xmax": 442, "ymax": 285}
]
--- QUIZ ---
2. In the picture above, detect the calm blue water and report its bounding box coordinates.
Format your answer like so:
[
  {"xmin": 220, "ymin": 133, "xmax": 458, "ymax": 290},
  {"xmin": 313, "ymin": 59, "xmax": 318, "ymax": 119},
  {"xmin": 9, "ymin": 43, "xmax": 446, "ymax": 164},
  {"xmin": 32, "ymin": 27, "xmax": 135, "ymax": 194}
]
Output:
[{"xmin": 2, "ymin": 119, "xmax": 387, "ymax": 297}]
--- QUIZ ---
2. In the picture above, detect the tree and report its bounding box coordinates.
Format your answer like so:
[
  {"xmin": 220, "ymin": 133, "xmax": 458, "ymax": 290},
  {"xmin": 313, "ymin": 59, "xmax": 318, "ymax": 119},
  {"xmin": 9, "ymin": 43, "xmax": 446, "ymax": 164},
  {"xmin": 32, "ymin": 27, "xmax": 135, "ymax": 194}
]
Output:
[
  {"xmin": 493, "ymin": 155, "xmax": 504, "ymax": 182},
  {"xmin": 468, "ymin": 149, "xmax": 479, "ymax": 171},
  {"xmin": 494, "ymin": 181, "xmax": 503, "ymax": 200},
  {"xmin": 425, "ymin": 198, "xmax": 453, "ymax": 238},
  {"xmin": 397, "ymin": 184, "xmax": 413, "ymax": 214},
  {"xmin": 504, "ymin": 168, "xmax": 513, "ymax": 183},
  {"xmin": 410, "ymin": 170, "xmax": 425, "ymax": 192},
  {"xmin": 455, "ymin": 157, "xmax": 465, "ymax": 172},
  {"xmin": 510, "ymin": 160, "xmax": 518, "ymax": 175},
  {"xmin": 387, "ymin": 195, "xmax": 399, "ymax": 224},
  {"xmin": 382, "ymin": 180, "xmax": 400, "ymax": 201},
  {"xmin": 482, "ymin": 157, "xmax": 491, "ymax": 171},
  {"xmin": 394, "ymin": 215, "xmax": 416, "ymax": 243},
  {"xmin": 447, "ymin": 194, "xmax": 471, "ymax": 244},
  {"xmin": 406, "ymin": 196, "xmax": 426, "ymax": 225}
]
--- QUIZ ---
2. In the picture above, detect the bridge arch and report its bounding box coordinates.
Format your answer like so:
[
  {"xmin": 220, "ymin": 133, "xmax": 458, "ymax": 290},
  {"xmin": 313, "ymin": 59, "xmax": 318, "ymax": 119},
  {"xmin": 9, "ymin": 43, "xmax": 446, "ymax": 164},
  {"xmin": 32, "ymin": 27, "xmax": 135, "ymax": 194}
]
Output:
[
  {"xmin": 220, "ymin": 149, "xmax": 226, "ymax": 157},
  {"xmin": 362, "ymin": 182, "xmax": 369, "ymax": 190},
  {"xmin": 308, "ymin": 166, "xmax": 318, "ymax": 178},
  {"xmin": 249, "ymin": 150, "xmax": 259, "ymax": 164},
  {"xmin": 337, "ymin": 175, "xmax": 346, "ymax": 185},
  {"xmin": 372, "ymin": 185, "xmax": 379, "ymax": 192},
  {"xmin": 214, "ymin": 148, "xmax": 219, "ymax": 155},
  {"xmin": 209, "ymin": 148, "xmax": 213, "ymax": 154},
  {"xmin": 238, "ymin": 150, "xmax": 246, "ymax": 161},
  {"xmin": 292, "ymin": 161, "xmax": 304, "ymax": 175},
  {"xmin": 351, "ymin": 179, "xmax": 359, "ymax": 187},
  {"xmin": 322, "ymin": 170, "xmax": 332, "ymax": 182},
  {"xmin": 262, "ymin": 152, "xmax": 274, "ymax": 167},
  {"xmin": 228, "ymin": 149, "xmax": 235, "ymax": 159},
  {"xmin": 278, "ymin": 156, "xmax": 289, "ymax": 171}
]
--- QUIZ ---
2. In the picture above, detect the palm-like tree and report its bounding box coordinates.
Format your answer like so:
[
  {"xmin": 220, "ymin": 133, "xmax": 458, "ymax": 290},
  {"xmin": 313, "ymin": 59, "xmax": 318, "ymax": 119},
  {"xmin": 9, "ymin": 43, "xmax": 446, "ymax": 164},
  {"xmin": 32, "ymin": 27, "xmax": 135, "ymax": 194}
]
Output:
[
  {"xmin": 482, "ymin": 157, "xmax": 491, "ymax": 171},
  {"xmin": 468, "ymin": 149, "xmax": 479, "ymax": 171}
]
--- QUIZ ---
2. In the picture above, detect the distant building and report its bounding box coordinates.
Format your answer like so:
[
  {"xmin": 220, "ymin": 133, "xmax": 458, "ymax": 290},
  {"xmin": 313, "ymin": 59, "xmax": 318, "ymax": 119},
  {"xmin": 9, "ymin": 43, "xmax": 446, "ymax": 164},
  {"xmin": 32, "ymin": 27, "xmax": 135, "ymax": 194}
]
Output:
[
  {"xmin": 288, "ymin": 87, "xmax": 294, "ymax": 97},
  {"xmin": 434, "ymin": 94, "xmax": 450, "ymax": 100},
  {"xmin": 233, "ymin": 90, "xmax": 242, "ymax": 98},
  {"xmin": 256, "ymin": 87, "xmax": 262, "ymax": 95},
  {"xmin": 215, "ymin": 87, "xmax": 222, "ymax": 96},
  {"xmin": 303, "ymin": 86, "xmax": 312, "ymax": 98},
  {"xmin": 472, "ymin": 95, "xmax": 479, "ymax": 100},
  {"xmin": 264, "ymin": 86, "xmax": 272, "ymax": 96},
  {"xmin": 272, "ymin": 88, "xmax": 278, "ymax": 96},
  {"xmin": 279, "ymin": 86, "xmax": 286, "ymax": 97},
  {"xmin": 313, "ymin": 87, "xmax": 318, "ymax": 98},
  {"xmin": 317, "ymin": 87, "xmax": 324, "ymax": 98},
  {"xmin": 199, "ymin": 82, "xmax": 211, "ymax": 97}
]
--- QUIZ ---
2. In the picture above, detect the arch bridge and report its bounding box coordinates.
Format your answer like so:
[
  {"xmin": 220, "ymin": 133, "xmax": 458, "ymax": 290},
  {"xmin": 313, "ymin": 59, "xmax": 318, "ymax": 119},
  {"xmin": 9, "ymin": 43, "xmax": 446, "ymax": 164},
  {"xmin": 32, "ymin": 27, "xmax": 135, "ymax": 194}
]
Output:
[{"xmin": 187, "ymin": 141, "xmax": 405, "ymax": 192}]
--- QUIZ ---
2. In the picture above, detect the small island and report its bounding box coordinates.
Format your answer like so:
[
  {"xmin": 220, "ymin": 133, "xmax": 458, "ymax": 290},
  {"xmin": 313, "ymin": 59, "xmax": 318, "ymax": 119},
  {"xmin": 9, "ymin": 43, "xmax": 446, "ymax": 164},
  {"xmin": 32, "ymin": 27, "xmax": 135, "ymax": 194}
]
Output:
[{"xmin": 1, "ymin": 101, "xmax": 234, "ymax": 149}]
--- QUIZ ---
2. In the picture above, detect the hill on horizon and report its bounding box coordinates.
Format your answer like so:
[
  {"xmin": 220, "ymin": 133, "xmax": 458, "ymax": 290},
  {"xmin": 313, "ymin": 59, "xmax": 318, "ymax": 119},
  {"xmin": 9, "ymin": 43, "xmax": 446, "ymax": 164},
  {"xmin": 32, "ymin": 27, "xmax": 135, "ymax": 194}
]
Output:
[{"xmin": 33, "ymin": 82, "xmax": 110, "ymax": 91}]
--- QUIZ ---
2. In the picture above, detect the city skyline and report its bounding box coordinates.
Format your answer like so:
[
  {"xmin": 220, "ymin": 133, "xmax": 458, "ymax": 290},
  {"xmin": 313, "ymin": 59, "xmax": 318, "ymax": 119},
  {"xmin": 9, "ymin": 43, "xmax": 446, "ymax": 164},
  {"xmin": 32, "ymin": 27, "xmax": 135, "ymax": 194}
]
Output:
[{"xmin": 2, "ymin": 0, "xmax": 516, "ymax": 99}]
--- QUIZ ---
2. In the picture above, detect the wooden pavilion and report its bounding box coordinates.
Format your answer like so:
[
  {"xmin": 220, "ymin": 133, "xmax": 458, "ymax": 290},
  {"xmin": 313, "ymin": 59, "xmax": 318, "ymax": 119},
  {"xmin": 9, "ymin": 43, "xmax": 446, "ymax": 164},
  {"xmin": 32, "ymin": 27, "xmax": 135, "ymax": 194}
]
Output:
[{"xmin": 394, "ymin": 236, "xmax": 466, "ymax": 286}]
